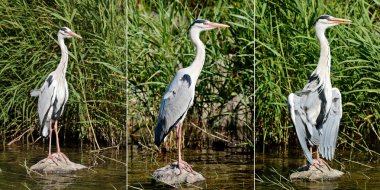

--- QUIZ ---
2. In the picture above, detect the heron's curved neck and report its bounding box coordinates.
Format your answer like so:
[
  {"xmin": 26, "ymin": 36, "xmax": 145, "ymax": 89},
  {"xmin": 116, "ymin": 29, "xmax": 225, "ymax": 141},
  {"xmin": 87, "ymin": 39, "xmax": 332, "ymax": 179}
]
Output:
[
  {"xmin": 315, "ymin": 28, "xmax": 331, "ymax": 76},
  {"xmin": 189, "ymin": 29, "xmax": 206, "ymax": 82},
  {"xmin": 56, "ymin": 37, "xmax": 69, "ymax": 76}
]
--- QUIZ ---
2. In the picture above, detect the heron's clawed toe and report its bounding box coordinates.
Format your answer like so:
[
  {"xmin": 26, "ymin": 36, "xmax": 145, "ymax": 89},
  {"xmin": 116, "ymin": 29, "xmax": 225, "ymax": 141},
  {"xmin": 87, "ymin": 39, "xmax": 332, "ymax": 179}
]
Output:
[
  {"xmin": 57, "ymin": 152, "xmax": 70, "ymax": 163},
  {"xmin": 47, "ymin": 155, "xmax": 59, "ymax": 166},
  {"xmin": 309, "ymin": 158, "xmax": 331, "ymax": 172},
  {"xmin": 177, "ymin": 160, "xmax": 193, "ymax": 174}
]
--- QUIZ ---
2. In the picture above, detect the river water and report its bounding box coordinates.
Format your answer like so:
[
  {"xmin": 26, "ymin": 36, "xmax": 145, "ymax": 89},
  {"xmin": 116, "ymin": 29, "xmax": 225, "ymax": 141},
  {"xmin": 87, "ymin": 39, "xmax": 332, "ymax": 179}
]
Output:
[
  {"xmin": 256, "ymin": 146, "xmax": 380, "ymax": 189},
  {"xmin": 128, "ymin": 146, "xmax": 254, "ymax": 189},
  {"xmin": 128, "ymin": 145, "xmax": 380, "ymax": 189},
  {"xmin": 0, "ymin": 144, "xmax": 125, "ymax": 189},
  {"xmin": 2, "ymin": 143, "xmax": 378, "ymax": 189}
]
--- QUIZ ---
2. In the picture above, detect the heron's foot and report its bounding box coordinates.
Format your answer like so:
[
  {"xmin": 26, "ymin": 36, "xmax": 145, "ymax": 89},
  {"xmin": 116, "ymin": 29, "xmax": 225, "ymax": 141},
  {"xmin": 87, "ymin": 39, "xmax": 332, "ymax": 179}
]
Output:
[
  {"xmin": 310, "ymin": 159, "xmax": 331, "ymax": 171},
  {"xmin": 317, "ymin": 158, "xmax": 332, "ymax": 170},
  {"xmin": 177, "ymin": 160, "xmax": 193, "ymax": 174},
  {"xmin": 56, "ymin": 152, "xmax": 70, "ymax": 163},
  {"xmin": 47, "ymin": 155, "xmax": 60, "ymax": 166}
]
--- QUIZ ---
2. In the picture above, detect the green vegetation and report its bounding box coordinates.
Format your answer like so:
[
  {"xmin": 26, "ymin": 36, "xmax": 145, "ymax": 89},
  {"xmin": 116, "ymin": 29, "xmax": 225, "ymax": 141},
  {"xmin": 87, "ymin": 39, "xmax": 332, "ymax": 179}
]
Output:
[
  {"xmin": 129, "ymin": 0, "xmax": 380, "ymax": 152},
  {"xmin": 255, "ymin": 0, "xmax": 380, "ymax": 149},
  {"xmin": 128, "ymin": 0, "xmax": 255, "ymax": 148},
  {"xmin": 0, "ymin": 0, "xmax": 125, "ymax": 147}
]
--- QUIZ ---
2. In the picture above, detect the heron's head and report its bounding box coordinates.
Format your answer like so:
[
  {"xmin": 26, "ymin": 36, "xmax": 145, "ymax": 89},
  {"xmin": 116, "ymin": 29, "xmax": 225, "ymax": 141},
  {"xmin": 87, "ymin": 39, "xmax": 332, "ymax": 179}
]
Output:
[
  {"xmin": 189, "ymin": 19, "xmax": 229, "ymax": 33},
  {"xmin": 315, "ymin": 15, "xmax": 351, "ymax": 31},
  {"xmin": 58, "ymin": 27, "xmax": 82, "ymax": 39}
]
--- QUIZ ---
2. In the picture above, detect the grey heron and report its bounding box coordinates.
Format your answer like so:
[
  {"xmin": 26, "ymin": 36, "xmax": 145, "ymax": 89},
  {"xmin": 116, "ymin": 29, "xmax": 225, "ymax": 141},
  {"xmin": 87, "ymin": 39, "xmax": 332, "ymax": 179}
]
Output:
[
  {"xmin": 154, "ymin": 19, "xmax": 229, "ymax": 172},
  {"xmin": 31, "ymin": 27, "xmax": 81, "ymax": 158},
  {"xmin": 288, "ymin": 15, "xmax": 351, "ymax": 166}
]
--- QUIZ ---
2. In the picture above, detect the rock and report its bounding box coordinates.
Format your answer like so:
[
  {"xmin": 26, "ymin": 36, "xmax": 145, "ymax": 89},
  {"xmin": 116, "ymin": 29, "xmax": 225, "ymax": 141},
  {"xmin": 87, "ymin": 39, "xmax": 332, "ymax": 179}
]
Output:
[
  {"xmin": 290, "ymin": 159, "xmax": 344, "ymax": 181},
  {"xmin": 30, "ymin": 152, "xmax": 87, "ymax": 174},
  {"xmin": 152, "ymin": 162, "xmax": 205, "ymax": 186}
]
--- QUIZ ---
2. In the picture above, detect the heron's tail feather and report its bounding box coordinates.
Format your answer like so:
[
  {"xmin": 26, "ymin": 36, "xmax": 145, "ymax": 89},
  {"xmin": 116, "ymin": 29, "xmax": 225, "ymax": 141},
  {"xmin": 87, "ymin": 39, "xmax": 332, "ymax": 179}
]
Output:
[
  {"xmin": 30, "ymin": 89, "xmax": 41, "ymax": 97},
  {"xmin": 154, "ymin": 119, "xmax": 167, "ymax": 147},
  {"xmin": 40, "ymin": 120, "xmax": 50, "ymax": 138}
]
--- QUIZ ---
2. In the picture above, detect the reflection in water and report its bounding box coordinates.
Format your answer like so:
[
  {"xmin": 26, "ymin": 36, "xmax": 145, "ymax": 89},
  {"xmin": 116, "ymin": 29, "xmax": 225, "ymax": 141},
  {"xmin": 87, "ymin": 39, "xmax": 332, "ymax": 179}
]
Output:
[
  {"xmin": 33, "ymin": 174, "xmax": 77, "ymax": 190},
  {"xmin": 0, "ymin": 145, "xmax": 126, "ymax": 189},
  {"xmin": 255, "ymin": 146, "xmax": 380, "ymax": 190},
  {"xmin": 128, "ymin": 145, "xmax": 254, "ymax": 189}
]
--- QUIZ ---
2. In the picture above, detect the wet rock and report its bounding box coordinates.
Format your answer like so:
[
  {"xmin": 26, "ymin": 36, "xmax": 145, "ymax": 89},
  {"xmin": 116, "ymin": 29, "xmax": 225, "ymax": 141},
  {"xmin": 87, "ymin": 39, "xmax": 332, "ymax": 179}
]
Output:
[
  {"xmin": 152, "ymin": 162, "xmax": 205, "ymax": 186},
  {"xmin": 30, "ymin": 153, "xmax": 86, "ymax": 174},
  {"xmin": 290, "ymin": 159, "xmax": 344, "ymax": 181}
]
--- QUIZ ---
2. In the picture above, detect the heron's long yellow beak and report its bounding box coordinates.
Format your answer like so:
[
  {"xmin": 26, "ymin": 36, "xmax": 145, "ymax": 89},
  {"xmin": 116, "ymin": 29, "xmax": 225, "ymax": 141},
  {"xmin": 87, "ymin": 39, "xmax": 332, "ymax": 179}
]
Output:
[
  {"xmin": 207, "ymin": 22, "xmax": 230, "ymax": 28},
  {"xmin": 328, "ymin": 17, "xmax": 352, "ymax": 24},
  {"xmin": 68, "ymin": 31, "xmax": 82, "ymax": 39}
]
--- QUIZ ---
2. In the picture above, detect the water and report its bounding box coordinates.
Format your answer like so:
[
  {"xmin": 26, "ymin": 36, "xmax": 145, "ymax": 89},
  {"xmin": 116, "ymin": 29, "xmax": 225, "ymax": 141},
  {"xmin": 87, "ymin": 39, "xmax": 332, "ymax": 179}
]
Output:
[
  {"xmin": 128, "ymin": 146, "xmax": 254, "ymax": 189},
  {"xmin": 0, "ymin": 144, "xmax": 126, "ymax": 189},
  {"xmin": 256, "ymin": 146, "xmax": 380, "ymax": 189},
  {"xmin": 129, "ymin": 145, "xmax": 380, "ymax": 189},
  {"xmin": 4, "ymin": 143, "xmax": 378, "ymax": 189}
]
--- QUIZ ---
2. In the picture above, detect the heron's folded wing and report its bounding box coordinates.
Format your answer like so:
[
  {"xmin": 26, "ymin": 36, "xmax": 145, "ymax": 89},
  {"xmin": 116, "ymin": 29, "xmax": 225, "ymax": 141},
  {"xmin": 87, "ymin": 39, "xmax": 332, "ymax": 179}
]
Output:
[
  {"xmin": 319, "ymin": 88, "xmax": 342, "ymax": 160},
  {"xmin": 155, "ymin": 73, "xmax": 193, "ymax": 146},
  {"xmin": 288, "ymin": 93, "xmax": 313, "ymax": 164},
  {"xmin": 37, "ymin": 75, "xmax": 57, "ymax": 136}
]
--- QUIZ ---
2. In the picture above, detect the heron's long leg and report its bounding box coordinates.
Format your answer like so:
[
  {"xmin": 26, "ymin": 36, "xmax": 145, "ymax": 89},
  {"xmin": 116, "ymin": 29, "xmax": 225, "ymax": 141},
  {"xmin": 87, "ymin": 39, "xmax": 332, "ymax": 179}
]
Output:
[
  {"xmin": 316, "ymin": 146, "xmax": 320, "ymax": 160},
  {"xmin": 177, "ymin": 123, "xmax": 182, "ymax": 163},
  {"xmin": 176, "ymin": 122, "xmax": 192, "ymax": 174},
  {"xmin": 54, "ymin": 120, "xmax": 61, "ymax": 153},
  {"xmin": 49, "ymin": 121, "xmax": 53, "ymax": 156}
]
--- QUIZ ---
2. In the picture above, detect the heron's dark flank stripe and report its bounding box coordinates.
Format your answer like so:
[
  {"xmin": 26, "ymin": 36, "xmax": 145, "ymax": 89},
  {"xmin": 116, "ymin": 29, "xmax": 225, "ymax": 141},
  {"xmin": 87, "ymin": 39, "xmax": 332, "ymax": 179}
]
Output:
[
  {"xmin": 47, "ymin": 75, "xmax": 54, "ymax": 86},
  {"xmin": 309, "ymin": 73, "xmax": 319, "ymax": 83},
  {"xmin": 316, "ymin": 87, "xmax": 327, "ymax": 130},
  {"xmin": 55, "ymin": 88, "xmax": 67, "ymax": 120},
  {"xmin": 52, "ymin": 98, "xmax": 59, "ymax": 120},
  {"xmin": 181, "ymin": 74, "xmax": 192, "ymax": 87}
]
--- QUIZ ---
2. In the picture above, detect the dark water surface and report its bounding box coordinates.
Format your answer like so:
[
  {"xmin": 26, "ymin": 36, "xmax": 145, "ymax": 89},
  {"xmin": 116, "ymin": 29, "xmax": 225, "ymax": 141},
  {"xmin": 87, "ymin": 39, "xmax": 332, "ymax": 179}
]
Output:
[
  {"xmin": 128, "ymin": 146, "xmax": 254, "ymax": 189},
  {"xmin": 0, "ymin": 144, "xmax": 125, "ymax": 189},
  {"xmin": 256, "ymin": 146, "xmax": 380, "ymax": 190}
]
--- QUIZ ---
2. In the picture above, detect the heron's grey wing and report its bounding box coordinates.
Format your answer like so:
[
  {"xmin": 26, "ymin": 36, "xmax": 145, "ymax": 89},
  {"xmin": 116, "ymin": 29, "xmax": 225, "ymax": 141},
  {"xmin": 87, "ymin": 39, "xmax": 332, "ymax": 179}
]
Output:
[
  {"xmin": 288, "ymin": 93, "xmax": 313, "ymax": 164},
  {"xmin": 155, "ymin": 72, "xmax": 193, "ymax": 146},
  {"xmin": 37, "ymin": 74, "xmax": 58, "ymax": 137},
  {"xmin": 319, "ymin": 88, "xmax": 342, "ymax": 160}
]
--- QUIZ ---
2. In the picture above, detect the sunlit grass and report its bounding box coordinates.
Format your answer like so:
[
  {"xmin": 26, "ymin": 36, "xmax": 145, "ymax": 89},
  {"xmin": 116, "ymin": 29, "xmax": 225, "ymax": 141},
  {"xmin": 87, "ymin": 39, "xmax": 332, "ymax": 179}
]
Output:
[{"xmin": 0, "ymin": 0, "xmax": 125, "ymax": 146}]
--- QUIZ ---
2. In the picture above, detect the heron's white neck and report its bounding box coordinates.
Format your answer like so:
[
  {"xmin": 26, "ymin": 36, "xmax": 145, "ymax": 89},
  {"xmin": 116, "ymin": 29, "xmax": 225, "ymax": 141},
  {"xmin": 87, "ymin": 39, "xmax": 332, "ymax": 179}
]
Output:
[
  {"xmin": 56, "ymin": 37, "xmax": 69, "ymax": 77},
  {"xmin": 188, "ymin": 29, "xmax": 206, "ymax": 82},
  {"xmin": 314, "ymin": 28, "xmax": 331, "ymax": 81}
]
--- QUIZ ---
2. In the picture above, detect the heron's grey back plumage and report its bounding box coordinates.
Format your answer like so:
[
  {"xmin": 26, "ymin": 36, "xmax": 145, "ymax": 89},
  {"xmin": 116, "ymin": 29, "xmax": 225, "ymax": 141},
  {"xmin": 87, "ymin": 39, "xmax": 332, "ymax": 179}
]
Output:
[{"xmin": 155, "ymin": 71, "xmax": 194, "ymax": 146}]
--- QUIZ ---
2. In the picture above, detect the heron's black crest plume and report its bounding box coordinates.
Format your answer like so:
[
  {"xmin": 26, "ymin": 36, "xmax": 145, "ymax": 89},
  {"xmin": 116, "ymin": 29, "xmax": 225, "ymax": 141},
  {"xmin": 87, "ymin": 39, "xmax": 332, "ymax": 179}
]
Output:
[
  {"xmin": 60, "ymin": 27, "xmax": 68, "ymax": 32},
  {"xmin": 188, "ymin": 19, "xmax": 208, "ymax": 31},
  {"xmin": 314, "ymin": 15, "xmax": 331, "ymax": 26}
]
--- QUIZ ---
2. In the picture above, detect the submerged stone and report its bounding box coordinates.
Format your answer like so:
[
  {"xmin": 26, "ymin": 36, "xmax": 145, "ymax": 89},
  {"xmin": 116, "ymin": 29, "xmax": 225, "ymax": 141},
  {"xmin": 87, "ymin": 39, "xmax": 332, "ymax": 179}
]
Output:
[
  {"xmin": 152, "ymin": 162, "xmax": 205, "ymax": 186},
  {"xmin": 30, "ymin": 152, "xmax": 87, "ymax": 174},
  {"xmin": 290, "ymin": 159, "xmax": 344, "ymax": 181}
]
